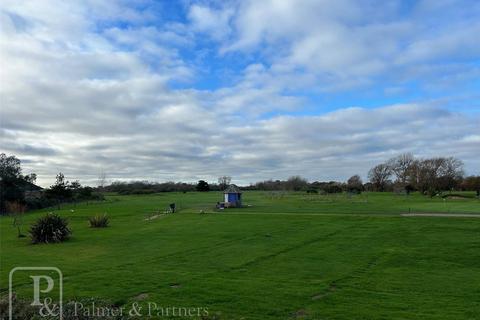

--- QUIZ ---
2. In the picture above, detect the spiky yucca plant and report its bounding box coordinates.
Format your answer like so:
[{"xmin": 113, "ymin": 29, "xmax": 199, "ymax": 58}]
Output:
[
  {"xmin": 29, "ymin": 213, "xmax": 71, "ymax": 244},
  {"xmin": 89, "ymin": 214, "xmax": 109, "ymax": 228}
]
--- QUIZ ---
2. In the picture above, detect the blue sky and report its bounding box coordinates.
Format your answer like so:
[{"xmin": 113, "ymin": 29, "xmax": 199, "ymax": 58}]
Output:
[{"xmin": 1, "ymin": 0, "xmax": 479, "ymax": 186}]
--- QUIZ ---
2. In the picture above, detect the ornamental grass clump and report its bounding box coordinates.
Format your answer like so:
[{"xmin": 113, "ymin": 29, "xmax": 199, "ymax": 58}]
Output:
[
  {"xmin": 89, "ymin": 213, "xmax": 109, "ymax": 228},
  {"xmin": 30, "ymin": 213, "xmax": 71, "ymax": 244}
]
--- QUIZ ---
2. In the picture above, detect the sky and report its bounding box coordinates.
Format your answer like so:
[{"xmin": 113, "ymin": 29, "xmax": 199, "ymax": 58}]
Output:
[{"xmin": 1, "ymin": 0, "xmax": 479, "ymax": 187}]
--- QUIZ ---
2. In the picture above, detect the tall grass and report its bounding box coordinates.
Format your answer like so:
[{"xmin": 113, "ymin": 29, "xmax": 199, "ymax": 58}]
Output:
[{"xmin": 89, "ymin": 213, "xmax": 109, "ymax": 228}]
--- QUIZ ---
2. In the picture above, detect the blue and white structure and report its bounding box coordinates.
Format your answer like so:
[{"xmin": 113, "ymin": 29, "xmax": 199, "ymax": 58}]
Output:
[{"xmin": 224, "ymin": 184, "xmax": 242, "ymax": 207}]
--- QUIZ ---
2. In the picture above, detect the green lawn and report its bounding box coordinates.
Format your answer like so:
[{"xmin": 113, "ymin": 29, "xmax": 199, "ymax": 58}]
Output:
[{"xmin": 1, "ymin": 192, "xmax": 480, "ymax": 319}]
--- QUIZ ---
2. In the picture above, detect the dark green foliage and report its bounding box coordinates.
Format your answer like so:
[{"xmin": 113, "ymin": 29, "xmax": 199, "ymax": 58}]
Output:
[
  {"xmin": 44, "ymin": 173, "xmax": 73, "ymax": 202},
  {"xmin": 89, "ymin": 214, "xmax": 109, "ymax": 228},
  {"xmin": 44, "ymin": 175, "xmax": 102, "ymax": 207},
  {"xmin": 78, "ymin": 186, "xmax": 93, "ymax": 198},
  {"xmin": 0, "ymin": 294, "xmax": 38, "ymax": 320},
  {"xmin": 0, "ymin": 153, "xmax": 38, "ymax": 214},
  {"xmin": 24, "ymin": 197, "xmax": 57, "ymax": 210},
  {"xmin": 323, "ymin": 183, "xmax": 343, "ymax": 194},
  {"xmin": 76, "ymin": 187, "xmax": 104, "ymax": 201},
  {"xmin": 196, "ymin": 180, "xmax": 210, "ymax": 192},
  {"xmin": 106, "ymin": 181, "xmax": 197, "ymax": 193},
  {"xmin": 405, "ymin": 184, "xmax": 415, "ymax": 195},
  {"xmin": 29, "ymin": 213, "xmax": 71, "ymax": 244}
]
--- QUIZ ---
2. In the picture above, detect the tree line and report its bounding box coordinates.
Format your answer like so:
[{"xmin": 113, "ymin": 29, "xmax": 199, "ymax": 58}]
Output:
[
  {"xmin": 367, "ymin": 153, "xmax": 474, "ymax": 196},
  {"xmin": 1, "ymin": 152, "xmax": 479, "ymax": 214},
  {"xmin": 0, "ymin": 153, "xmax": 102, "ymax": 214},
  {"xmin": 249, "ymin": 154, "xmax": 479, "ymax": 196}
]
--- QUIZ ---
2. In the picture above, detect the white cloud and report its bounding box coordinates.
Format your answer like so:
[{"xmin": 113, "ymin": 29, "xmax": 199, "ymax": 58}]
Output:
[
  {"xmin": 213, "ymin": 0, "xmax": 480, "ymax": 89},
  {"xmin": 1, "ymin": 0, "xmax": 479, "ymax": 187},
  {"xmin": 188, "ymin": 4, "xmax": 233, "ymax": 40}
]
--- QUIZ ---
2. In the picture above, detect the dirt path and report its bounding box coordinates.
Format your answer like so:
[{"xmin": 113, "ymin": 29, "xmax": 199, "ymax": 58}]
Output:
[{"xmin": 401, "ymin": 213, "xmax": 480, "ymax": 218}]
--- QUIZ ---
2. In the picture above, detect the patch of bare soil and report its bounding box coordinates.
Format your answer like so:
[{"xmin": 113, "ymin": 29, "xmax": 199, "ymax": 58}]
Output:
[
  {"xmin": 134, "ymin": 293, "xmax": 149, "ymax": 301},
  {"xmin": 144, "ymin": 214, "xmax": 167, "ymax": 221}
]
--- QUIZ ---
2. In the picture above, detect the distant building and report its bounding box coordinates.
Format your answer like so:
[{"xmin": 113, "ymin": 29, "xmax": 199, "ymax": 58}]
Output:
[
  {"xmin": 223, "ymin": 184, "xmax": 242, "ymax": 207},
  {"xmin": 22, "ymin": 181, "xmax": 43, "ymax": 200}
]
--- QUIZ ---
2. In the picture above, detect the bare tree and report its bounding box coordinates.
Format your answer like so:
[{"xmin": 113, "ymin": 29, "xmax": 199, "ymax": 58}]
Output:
[
  {"xmin": 409, "ymin": 157, "xmax": 463, "ymax": 195},
  {"xmin": 347, "ymin": 175, "xmax": 363, "ymax": 193},
  {"xmin": 98, "ymin": 170, "xmax": 107, "ymax": 190},
  {"xmin": 285, "ymin": 176, "xmax": 308, "ymax": 191},
  {"xmin": 218, "ymin": 176, "xmax": 232, "ymax": 190},
  {"xmin": 437, "ymin": 157, "xmax": 464, "ymax": 191},
  {"xmin": 424, "ymin": 158, "xmax": 448, "ymax": 195},
  {"xmin": 387, "ymin": 153, "xmax": 414, "ymax": 184},
  {"xmin": 7, "ymin": 201, "xmax": 26, "ymax": 237},
  {"xmin": 368, "ymin": 164, "xmax": 392, "ymax": 191}
]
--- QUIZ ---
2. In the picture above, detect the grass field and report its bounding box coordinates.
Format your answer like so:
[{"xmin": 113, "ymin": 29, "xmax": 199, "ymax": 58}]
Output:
[{"xmin": 1, "ymin": 191, "xmax": 480, "ymax": 319}]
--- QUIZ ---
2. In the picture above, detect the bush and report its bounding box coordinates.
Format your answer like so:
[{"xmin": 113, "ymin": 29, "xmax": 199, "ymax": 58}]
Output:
[
  {"xmin": 89, "ymin": 214, "xmax": 109, "ymax": 228},
  {"xmin": 323, "ymin": 184, "xmax": 343, "ymax": 194},
  {"xmin": 29, "ymin": 213, "xmax": 71, "ymax": 244},
  {"xmin": 24, "ymin": 197, "xmax": 57, "ymax": 210},
  {"xmin": 0, "ymin": 294, "xmax": 38, "ymax": 319}
]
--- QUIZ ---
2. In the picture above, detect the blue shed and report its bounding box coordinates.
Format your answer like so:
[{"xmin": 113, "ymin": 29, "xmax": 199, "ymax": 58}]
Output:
[{"xmin": 223, "ymin": 184, "xmax": 242, "ymax": 207}]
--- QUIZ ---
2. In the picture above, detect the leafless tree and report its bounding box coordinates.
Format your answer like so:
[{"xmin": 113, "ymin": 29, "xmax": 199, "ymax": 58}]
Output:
[
  {"xmin": 387, "ymin": 153, "xmax": 414, "ymax": 184},
  {"xmin": 408, "ymin": 157, "xmax": 463, "ymax": 195},
  {"xmin": 7, "ymin": 201, "xmax": 26, "ymax": 237},
  {"xmin": 285, "ymin": 176, "xmax": 308, "ymax": 191},
  {"xmin": 347, "ymin": 175, "xmax": 363, "ymax": 192},
  {"xmin": 368, "ymin": 163, "xmax": 392, "ymax": 191},
  {"xmin": 218, "ymin": 176, "xmax": 232, "ymax": 190},
  {"xmin": 438, "ymin": 157, "xmax": 464, "ymax": 191},
  {"xmin": 98, "ymin": 170, "xmax": 107, "ymax": 193}
]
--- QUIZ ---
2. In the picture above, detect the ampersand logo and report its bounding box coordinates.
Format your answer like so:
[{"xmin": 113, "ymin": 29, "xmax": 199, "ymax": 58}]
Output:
[{"xmin": 9, "ymin": 267, "xmax": 63, "ymax": 320}]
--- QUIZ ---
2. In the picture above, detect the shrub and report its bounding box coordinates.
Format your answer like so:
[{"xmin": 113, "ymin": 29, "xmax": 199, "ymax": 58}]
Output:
[
  {"xmin": 89, "ymin": 214, "xmax": 109, "ymax": 228},
  {"xmin": 0, "ymin": 294, "xmax": 38, "ymax": 319},
  {"xmin": 323, "ymin": 184, "xmax": 343, "ymax": 194},
  {"xmin": 29, "ymin": 213, "xmax": 71, "ymax": 244},
  {"xmin": 25, "ymin": 196, "xmax": 57, "ymax": 210}
]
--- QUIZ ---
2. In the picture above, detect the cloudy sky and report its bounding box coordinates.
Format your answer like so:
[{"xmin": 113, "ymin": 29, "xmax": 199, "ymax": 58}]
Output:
[{"xmin": 1, "ymin": 0, "xmax": 479, "ymax": 187}]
